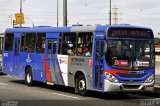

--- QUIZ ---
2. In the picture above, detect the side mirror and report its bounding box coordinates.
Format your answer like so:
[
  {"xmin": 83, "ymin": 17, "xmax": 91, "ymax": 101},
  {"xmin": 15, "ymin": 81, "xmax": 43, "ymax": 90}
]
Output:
[{"xmin": 103, "ymin": 44, "xmax": 108, "ymax": 54}]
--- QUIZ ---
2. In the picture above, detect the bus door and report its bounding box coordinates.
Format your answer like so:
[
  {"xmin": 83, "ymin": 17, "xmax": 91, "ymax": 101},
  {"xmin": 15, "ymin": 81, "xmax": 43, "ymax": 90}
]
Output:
[
  {"xmin": 13, "ymin": 35, "xmax": 21, "ymax": 77},
  {"xmin": 93, "ymin": 39, "xmax": 105, "ymax": 90},
  {"xmin": 3, "ymin": 33, "xmax": 14, "ymax": 75},
  {"xmin": 46, "ymin": 39, "xmax": 58, "ymax": 83}
]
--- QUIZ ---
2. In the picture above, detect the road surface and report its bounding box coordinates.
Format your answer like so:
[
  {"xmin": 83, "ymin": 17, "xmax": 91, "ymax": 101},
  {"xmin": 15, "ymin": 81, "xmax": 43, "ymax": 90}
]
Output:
[{"xmin": 0, "ymin": 74, "xmax": 160, "ymax": 106}]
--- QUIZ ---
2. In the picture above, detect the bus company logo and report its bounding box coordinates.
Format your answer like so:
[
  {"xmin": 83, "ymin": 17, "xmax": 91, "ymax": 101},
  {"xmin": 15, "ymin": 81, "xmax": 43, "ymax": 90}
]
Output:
[
  {"xmin": 128, "ymin": 79, "xmax": 134, "ymax": 83},
  {"xmin": 58, "ymin": 56, "xmax": 68, "ymax": 64},
  {"xmin": 69, "ymin": 58, "xmax": 85, "ymax": 66},
  {"xmin": 26, "ymin": 54, "xmax": 32, "ymax": 63},
  {"xmin": 59, "ymin": 59, "xmax": 67, "ymax": 64},
  {"xmin": 96, "ymin": 34, "xmax": 104, "ymax": 37},
  {"xmin": 3, "ymin": 53, "xmax": 8, "ymax": 57}
]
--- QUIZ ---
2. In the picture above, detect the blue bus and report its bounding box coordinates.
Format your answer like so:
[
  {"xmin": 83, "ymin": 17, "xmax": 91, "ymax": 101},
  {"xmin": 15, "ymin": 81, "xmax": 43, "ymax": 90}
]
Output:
[{"xmin": 2, "ymin": 25, "xmax": 155, "ymax": 96}]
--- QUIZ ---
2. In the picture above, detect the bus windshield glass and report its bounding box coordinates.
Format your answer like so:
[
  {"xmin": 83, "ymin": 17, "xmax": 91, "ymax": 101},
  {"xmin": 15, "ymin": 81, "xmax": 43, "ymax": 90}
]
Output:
[{"xmin": 106, "ymin": 39, "xmax": 155, "ymax": 70}]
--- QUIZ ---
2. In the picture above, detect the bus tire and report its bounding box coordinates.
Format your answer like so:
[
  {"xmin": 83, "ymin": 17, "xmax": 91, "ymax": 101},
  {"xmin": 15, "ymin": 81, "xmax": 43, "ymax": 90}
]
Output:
[
  {"xmin": 76, "ymin": 74, "xmax": 87, "ymax": 96},
  {"xmin": 25, "ymin": 68, "xmax": 33, "ymax": 86}
]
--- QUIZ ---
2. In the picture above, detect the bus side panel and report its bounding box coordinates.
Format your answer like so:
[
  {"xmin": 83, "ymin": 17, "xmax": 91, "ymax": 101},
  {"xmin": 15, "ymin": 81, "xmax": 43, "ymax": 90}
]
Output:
[
  {"xmin": 3, "ymin": 51, "xmax": 14, "ymax": 75},
  {"xmin": 19, "ymin": 52, "xmax": 29, "ymax": 79},
  {"xmin": 67, "ymin": 56, "xmax": 93, "ymax": 89},
  {"xmin": 13, "ymin": 33, "xmax": 21, "ymax": 77},
  {"xmin": 93, "ymin": 31, "xmax": 106, "ymax": 90},
  {"xmin": 19, "ymin": 52, "xmax": 46, "ymax": 82},
  {"xmin": 33, "ymin": 53, "xmax": 46, "ymax": 82},
  {"xmin": 3, "ymin": 33, "xmax": 14, "ymax": 75}
]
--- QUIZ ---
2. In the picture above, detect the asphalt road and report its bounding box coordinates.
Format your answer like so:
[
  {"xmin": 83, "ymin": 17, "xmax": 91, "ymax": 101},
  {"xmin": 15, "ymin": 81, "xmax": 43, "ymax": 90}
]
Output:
[{"xmin": 0, "ymin": 74, "xmax": 160, "ymax": 106}]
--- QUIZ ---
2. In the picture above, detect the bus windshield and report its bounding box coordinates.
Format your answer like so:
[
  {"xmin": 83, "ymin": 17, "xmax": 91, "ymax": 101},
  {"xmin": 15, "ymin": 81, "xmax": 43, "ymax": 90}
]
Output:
[{"xmin": 106, "ymin": 39, "xmax": 155, "ymax": 70}]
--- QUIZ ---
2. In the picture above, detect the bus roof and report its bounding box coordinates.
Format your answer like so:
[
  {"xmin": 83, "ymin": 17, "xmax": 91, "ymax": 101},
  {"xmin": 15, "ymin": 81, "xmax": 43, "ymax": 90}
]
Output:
[{"xmin": 5, "ymin": 25, "xmax": 152, "ymax": 33}]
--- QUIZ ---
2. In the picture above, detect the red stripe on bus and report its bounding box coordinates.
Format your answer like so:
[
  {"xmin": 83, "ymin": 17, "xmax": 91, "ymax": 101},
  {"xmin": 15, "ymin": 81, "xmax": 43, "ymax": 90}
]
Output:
[
  {"xmin": 104, "ymin": 70, "xmax": 129, "ymax": 75},
  {"xmin": 43, "ymin": 56, "xmax": 51, "ymax": 82}
]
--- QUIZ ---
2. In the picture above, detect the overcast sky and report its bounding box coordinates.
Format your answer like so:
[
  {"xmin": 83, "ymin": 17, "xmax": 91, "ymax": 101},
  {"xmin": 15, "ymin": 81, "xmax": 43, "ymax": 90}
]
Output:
[{"xmin": 0, "ymin": 0, "xmax": 160, "ymax": 37}]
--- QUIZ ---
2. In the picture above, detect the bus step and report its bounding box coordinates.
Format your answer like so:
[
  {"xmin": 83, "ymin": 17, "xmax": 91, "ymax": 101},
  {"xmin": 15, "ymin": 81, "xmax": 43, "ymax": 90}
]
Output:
[{"xmin": 46, "ymin": 82, "xmax": 55, "ymax": 85}]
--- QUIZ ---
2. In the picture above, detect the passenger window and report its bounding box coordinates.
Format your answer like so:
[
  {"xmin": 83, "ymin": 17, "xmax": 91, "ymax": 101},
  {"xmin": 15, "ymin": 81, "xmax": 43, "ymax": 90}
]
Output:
[
  {"xmin": 48, "ymin": 40, "xmax": 52, "ymax": 54},
  {"xmin": 61, "ymin": 33, "xmax": 76, "ymax": 56},
  {"xmin": 21, "ymin": 33, "xmax": 36, "ymax": 53},
  {"xmin": 36, "ymin": 33, "xmax": 46, "ymax": 53},
  {"xmin": 58, "ymin": 34, "xmax": 62, "ymax": 54},
  {"xmin": 26, "ymin": 33, "xmax": 36, "ymax": 52},
  {"xmin": 53, "ymin": 40, "xmax": 57, "ymax": 54},
  {"xmin": 21, "ymin": 33, "xmax": 26, "ymax": 52},
  {"xmin": 77, "ymin": 33, "xmax": 93, "ymax": 57},
  {"xmin": 4, "ymin": 33, "xmax": 14, "ymax": 51}
]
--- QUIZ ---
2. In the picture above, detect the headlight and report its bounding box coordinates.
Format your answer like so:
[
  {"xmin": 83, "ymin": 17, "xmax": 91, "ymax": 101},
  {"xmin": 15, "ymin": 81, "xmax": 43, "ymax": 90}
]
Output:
[
  {"xmin": 145, "ymin": 74, "xmax": 155, "ymax": 83},
  {"xmin": 104, "ymin": 72, "xmax": 119, "ymax": 83}
]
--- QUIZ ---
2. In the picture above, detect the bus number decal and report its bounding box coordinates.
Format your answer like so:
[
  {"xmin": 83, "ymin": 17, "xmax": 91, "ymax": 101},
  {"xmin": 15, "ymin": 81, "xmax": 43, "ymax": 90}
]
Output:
[
  {"xmin": 69, "ymin": 58, "xmax": 85, "ymax": 66},
  {"xmin": 26, "ymin": 54, "xmax": 32, "ymax": 62},
  {"xmin": 3, "ymin": 53, "xmax": 8, "ymax": 57}
]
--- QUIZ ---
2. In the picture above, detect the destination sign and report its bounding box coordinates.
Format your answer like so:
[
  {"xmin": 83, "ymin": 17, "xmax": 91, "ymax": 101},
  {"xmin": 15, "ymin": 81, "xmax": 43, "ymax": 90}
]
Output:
[{"xmin": 108, "ymin": 28, "xmax": 153, "ymax": 39}]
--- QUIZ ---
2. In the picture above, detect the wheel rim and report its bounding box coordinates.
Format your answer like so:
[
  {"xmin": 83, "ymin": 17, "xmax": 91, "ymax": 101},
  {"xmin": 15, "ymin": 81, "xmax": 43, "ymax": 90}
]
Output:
[
  {"xmin": 27, "ymin": 73, "xmax": 31, "ymax": 83},
  {"xmin": 79, "ymin": 80, "xmax": 85, "ymax": 91}
]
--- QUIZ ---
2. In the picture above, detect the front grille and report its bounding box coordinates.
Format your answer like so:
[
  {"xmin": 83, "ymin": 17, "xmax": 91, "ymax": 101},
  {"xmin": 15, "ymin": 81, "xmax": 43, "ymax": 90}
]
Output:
[
  {"xmin": 120, "ymin": 80, "xmax": 143, "ymax": 83},
  {"xmin": 119, "ymin": 80, "xmax": 144, "ymax": 83},
  {"xmin": 122, "ymin": 84, "xmax": 141, "ymax": 89},
  {"xmin": 118, "ymin": 73, "xmax": 146, "ymax": 78}
]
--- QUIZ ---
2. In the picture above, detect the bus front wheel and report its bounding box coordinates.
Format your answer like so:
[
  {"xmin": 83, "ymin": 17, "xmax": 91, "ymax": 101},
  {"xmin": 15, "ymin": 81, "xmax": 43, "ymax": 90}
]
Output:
[
  {"xmin": 25, "ymin": 68, "xmax": 33, "ymax": 86},
  {"xmin": 76, "ymin": 74, "xmax": 87, "ymax": 96}
]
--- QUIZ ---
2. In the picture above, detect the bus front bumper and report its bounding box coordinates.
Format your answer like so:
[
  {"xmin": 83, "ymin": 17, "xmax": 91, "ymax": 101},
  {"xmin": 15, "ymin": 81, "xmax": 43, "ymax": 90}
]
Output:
[{"xmin": 104, "ymin": 80, "xmax": 155, "ymax": 92}]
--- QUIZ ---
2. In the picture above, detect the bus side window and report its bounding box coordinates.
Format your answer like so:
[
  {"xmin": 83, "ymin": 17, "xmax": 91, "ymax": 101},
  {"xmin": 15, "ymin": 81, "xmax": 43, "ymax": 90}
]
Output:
[
  {"xmin": 53, "ymin": 40, "xmax": 57, "ymax": 54},
  {"xmin": 36, "ymin": 33, "xmax": 46, "ymax": 53},
  {"xmin": 62, "ymin": 33, "xmax": 76, "ymax": 56},
  {"xmin": 22, "ymin": 33, "xmax": 36, "ymax": 53},
  {"xmin": 4, "ymin": 33, "xmax": 14, "ymax": 51},
  {"xmin": 20, "ymin": 33, "xmax": 25, "ymax": 52},
  {"xmin": 77, "ymin": 32, "xmax": 93, "ymax": 57},
  {"xmin": 48, "ymin": 40, "xmax": 52, "ymax": 54},
  {"xmin": 58, "ymin": 34, "xmax": 62, "ymax": 54},
  {"xmin": 62, "ymin": 43, "xmax": 68, "ymax": 55}
]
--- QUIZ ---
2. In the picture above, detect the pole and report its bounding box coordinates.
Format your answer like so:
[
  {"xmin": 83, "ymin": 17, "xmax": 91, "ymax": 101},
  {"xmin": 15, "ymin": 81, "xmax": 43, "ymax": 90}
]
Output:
[
  {"xmin": 13, "ymin": 20, "xmax": 15, "ymax": 28},
  {"xmin": 20, "ymin": 0, "xmax": 22, "ymax": 28},
  {"xmin": 109, "ymin": 0, "xmax": 111, "ymax": 25},
  {"xmin": 57, "ymin": 0, "xmax": 59, "ymax": 27},
  {"xmin": 63, "ymin": 0, "xmax": 67, "ymax": 26}
]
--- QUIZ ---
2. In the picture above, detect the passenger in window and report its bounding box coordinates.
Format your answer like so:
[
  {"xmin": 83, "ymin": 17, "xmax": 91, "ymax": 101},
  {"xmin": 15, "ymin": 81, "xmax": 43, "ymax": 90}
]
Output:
[
  {"xmin": 77, "ymin": 44, "xmax": 84, "ymax": 56},
  {"xmin": 36, "ymin": 46, "xmax": 41, "ymax": 53},
  {"xmin": 68, "ymin": 49, "xmax": 75, "ymax": 56},
  {"xmin": 67, "ymin": 43, "xmax": 75, "ymax": 56},
  {"xmin": 84, "ymin": 45, "xmax": 92, "ymax": 57}
]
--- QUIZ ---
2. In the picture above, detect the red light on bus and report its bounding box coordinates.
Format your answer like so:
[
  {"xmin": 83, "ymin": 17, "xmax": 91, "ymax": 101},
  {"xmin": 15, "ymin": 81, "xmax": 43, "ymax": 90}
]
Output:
[
  {"xmin": 115, "ymin": 60, "xmax": 128, "ymax": 67},
  {"xmin": 88, "ymin": 59, "xmax": 92, "ymax": 67}
]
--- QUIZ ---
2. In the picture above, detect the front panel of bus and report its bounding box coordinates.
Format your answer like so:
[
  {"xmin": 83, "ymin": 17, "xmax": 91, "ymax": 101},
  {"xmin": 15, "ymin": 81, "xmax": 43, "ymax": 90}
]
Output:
[{"xmin": 103, "ymin": 28, "xmax": 155, "ymax": 92}]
